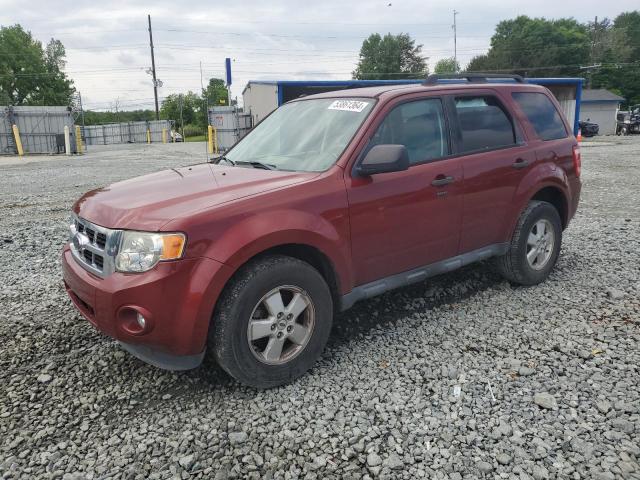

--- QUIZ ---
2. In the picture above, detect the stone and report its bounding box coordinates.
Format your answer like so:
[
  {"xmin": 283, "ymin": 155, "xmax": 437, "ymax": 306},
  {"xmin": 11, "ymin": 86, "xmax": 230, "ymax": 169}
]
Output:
[
  {"xmin": 532, "ymin": 465, "xmax": 549, "ymax": 480},
  {"xmin": 534, "ymin": 393, "xmax": 558, "ymax": 410},
  {"xmin": 178, "ymin": 454, "xmax": 195, "ymax": 470},
  {"xmin": 606, "ymin": 288, "xmax": 625, "ymax": 300},
  {"xmin": 228, "ymin": 432, "xmax": 248, "ymax": 444},
  {"xmin": 37, "ymin": 374, "xmax": 52, "ymax": 383},
  {"xmin": 383, "ymin": 453, "xmax": 403, "ymax": 470},
  {"xmin": 596, "ymin": 400, "xmax": 611, "ymax": 414},
  {"xmin": 367, "ymin": 453, "xmax": 382, "ymax": 467}
]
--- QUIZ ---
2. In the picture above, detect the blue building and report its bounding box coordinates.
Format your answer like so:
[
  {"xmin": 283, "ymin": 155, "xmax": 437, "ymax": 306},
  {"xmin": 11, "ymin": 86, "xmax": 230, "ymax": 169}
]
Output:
[{"xmin": 242, "ymin": 77, "xmax": 584, "ymax": 135}]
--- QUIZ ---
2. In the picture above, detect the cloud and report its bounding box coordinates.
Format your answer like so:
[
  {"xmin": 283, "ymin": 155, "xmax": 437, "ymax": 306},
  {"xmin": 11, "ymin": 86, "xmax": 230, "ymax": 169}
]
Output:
[
  {"xmin": 4, "ymin": 0, "xmax": 638, "ymax": 109},
  {"xmin": 117, "ymin": 52, "xmax": 138, "ymax": 66}
]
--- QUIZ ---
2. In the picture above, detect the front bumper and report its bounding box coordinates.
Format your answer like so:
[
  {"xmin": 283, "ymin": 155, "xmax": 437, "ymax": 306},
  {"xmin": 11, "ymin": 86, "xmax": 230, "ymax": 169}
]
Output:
[{"xmin": 61, "ymin": 245, "xmax": 233, "ymax": 370}]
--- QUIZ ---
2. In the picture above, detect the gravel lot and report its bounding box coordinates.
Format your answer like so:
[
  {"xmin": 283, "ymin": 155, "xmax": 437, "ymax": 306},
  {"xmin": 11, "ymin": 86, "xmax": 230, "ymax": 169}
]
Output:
[{"xmin": 1, "ymin": 139, "xmax": 638, "ymax": 480}]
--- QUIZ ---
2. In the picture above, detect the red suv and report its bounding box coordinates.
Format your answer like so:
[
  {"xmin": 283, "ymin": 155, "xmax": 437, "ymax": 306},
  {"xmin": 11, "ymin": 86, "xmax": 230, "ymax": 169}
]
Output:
[{"xmin": 62, "ymin": 74, "xmax": 581, "ymax": 388}]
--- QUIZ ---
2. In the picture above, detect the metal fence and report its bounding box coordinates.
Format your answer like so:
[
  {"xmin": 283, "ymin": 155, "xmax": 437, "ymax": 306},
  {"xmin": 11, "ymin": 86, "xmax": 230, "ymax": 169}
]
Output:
[
  {"xmin": 83, "ymin": 120, "xmax": 174, "ymax": 145},
  {"xmin": 1, "ymin": 106, "xmax": 77, "ymax": 155},
  {"xmin": 208, "ymin": 107, "xmax": 252, "ymax": 152}
]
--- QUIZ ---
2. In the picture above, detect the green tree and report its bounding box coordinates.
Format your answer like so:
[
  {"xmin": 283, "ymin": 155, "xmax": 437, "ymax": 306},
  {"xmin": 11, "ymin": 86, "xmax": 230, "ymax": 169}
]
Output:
[
  {"xmin": 434, "ymin": 57, "xmax": 460, "ymax": 74},
  {"xmin": 613, "ymin": 11, "xmax": 640, "ymax": 62},
  {"xmin": 353, "ymin": 33, "xmax": 427, "ymax": 80},
  {"xmin": 160, "ymin": 92, "xmax": 202, "ymax": 130},
  {"xmin": 579, "ymin": 11, "xmax": 640, "ymax": 105},
  {"xmin": 0, "ymin": 25, "xmax": 75, "ymax": 105},
  {"xmin": 83, "ymin": 109, "xmax": 156, "ymax": 125},
  {"xmin": 464, "ymin": 16, "xmax": 590, "ymax": 76},
  {"xmin": 202, "ymin": 78, "xmax": 229, "ymax": 107}
]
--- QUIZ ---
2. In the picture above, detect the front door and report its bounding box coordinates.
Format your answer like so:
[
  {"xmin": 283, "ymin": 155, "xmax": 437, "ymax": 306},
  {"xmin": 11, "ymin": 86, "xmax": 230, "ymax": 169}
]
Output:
[{"xmin": 346, "ymin": 96, "xmax": 463, "ymax": 286}]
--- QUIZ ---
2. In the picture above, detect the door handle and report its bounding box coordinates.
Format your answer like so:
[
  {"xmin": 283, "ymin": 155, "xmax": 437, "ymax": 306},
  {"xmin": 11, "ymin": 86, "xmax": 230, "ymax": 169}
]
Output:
[
  {"xmin": 512, "ymin": 158, "xmax": 529, "ymax": 169},
  {"xmin": 431, "ymin": 175, "xmax": 454, "ymax": 187}
]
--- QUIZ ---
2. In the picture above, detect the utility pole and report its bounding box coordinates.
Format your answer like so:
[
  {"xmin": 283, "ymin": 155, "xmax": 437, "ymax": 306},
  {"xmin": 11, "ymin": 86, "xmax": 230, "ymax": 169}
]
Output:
[
  {"xmin": 200, "ymin": 61, "xmax": 209, "ymax": 156},
  {"xmin": 588, "ymin": 16, "xmax": 598, "ymax": 88},
  {"xmin": 148, "ymin": 14, "xmax": 159, "ymax": 120},
  {"xmin": 453, "ymin": 10, "xmax": 459, "ymax": 72}
]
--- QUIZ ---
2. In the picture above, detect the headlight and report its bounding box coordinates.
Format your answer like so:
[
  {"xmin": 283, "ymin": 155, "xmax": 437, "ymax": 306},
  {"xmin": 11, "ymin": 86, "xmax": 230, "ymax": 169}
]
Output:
[{"xmin": 116, "ymin": 231, "xmax": 186, "ymax": 273}]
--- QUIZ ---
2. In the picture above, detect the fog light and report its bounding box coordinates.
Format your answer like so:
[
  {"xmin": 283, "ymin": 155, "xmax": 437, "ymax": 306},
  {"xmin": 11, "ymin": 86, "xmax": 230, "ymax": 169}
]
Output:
[{"xmin": 136, "ymin": 313, "xmax": 146, "ymax": 329}]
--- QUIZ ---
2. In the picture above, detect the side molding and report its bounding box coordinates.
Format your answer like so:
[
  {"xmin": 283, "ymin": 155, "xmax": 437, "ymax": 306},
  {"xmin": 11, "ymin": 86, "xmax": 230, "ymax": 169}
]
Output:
[{"xmin": 339, "ymin": 243, "xmax": 509, "ymax": 311}]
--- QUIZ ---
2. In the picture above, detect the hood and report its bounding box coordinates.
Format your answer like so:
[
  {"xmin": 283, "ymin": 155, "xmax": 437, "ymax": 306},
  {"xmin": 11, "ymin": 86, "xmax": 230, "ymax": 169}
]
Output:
[{"xmin": 74, "ymin": 163, "xmax": 317, "ymax": 230}]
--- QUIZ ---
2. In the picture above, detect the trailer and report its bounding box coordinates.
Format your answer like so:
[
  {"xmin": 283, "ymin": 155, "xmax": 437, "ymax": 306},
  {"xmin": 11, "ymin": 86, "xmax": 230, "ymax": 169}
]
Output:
[{"xmin": 242, "ymin": 78, "xmax": 584, "ymax": 135}]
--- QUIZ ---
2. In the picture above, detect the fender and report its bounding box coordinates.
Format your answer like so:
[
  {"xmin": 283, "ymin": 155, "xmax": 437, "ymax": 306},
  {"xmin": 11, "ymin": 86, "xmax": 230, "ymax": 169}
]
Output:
[
  {"xmin": 502, "ymin": 161, "xmax": 570, "ymax": 240},
  {"xmin": 203, "ymin": 208, "xmax": 352, "ymax": 295}
]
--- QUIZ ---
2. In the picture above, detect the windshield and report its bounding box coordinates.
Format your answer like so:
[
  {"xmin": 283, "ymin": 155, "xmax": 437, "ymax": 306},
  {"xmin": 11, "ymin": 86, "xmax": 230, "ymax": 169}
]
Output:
[{"xmin": 224, "ymin": 98, "xmax": 375, "ymax": 172}]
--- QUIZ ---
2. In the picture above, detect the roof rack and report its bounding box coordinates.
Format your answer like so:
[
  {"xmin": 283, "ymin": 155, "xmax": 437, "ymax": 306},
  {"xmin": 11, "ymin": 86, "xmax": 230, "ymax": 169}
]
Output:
[{"xmin": 423, "ymin": 73, "xmax": 525, "ymax": 85}]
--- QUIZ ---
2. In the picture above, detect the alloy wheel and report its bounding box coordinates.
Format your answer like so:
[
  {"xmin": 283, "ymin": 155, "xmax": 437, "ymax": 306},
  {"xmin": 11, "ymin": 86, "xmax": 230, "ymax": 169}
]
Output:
[
  {"xmin": 247, "ymin": 285, "xmax": 315, "ymax": 365},
  {"xmin": 526, "ymin": 219, "xmax": 555, "ymax": 270}
]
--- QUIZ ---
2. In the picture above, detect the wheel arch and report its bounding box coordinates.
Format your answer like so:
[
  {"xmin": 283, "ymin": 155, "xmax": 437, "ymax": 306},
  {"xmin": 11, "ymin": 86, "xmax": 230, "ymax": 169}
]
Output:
[
  {"xmin": 248, "ymin": 243, "xmax": 342, "ymax": 312},
  {"xmin": 208, "ymin": 241, "xmax": 344, "ymax": 329},
  {"xmin": 530, "ymin": 185, "xmax": 569, "ymax": 228}
]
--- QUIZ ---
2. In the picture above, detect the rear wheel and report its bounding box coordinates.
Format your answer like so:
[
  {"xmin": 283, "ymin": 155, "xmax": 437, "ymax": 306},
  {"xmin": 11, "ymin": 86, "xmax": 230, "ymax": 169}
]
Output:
[
  {"xmin": 495, "ymin": 201, "xmax": 562, "ymax": 285},
  {"xmin": 210, "ymin": 255, "xmax": 333, "ymax": 388}
]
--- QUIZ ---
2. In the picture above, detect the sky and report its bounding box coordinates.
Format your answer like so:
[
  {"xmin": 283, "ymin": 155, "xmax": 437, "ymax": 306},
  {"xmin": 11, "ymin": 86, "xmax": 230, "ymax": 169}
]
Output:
[{"xmin": 2, "ymin": 0, "xmax": 638, "ymax": 111}]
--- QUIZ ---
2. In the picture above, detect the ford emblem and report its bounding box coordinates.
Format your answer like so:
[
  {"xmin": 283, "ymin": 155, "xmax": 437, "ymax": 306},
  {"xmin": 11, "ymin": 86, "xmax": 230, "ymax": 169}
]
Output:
[{"xmin": 73, "ymin": 232, "xmax": 90, "ymax": 252}]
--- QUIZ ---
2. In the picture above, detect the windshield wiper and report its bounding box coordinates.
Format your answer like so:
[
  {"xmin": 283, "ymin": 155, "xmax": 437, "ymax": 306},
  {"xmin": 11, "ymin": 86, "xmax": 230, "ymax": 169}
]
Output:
[
  {"xmin": 211, "ymin": 155, "xmax": 235, "ymax": 166},
  {"xmin": 236, "ymin": 161, "xmax": 277, "ymax": 170}
]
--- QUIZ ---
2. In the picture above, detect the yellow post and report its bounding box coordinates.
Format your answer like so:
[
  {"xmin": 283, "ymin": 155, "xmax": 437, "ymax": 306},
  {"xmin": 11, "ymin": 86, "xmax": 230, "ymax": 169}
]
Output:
[
  {"xmin": 147, "ymin": 129, "xmax": 151, "ymax": 144},
  {"xmin": 12, "ymin": 124, "xmax": 24, "ymax": 156},
  {"xmin": 162, "ymin": 128, "xmax": 167, "ymax": 144},
  {"xmin": 207, "ymin": 125, "xmax": 214, "ymax": 154},
  {"xmin": 75, "ymin": 125, "xmax": 83, "ymax": 154}
]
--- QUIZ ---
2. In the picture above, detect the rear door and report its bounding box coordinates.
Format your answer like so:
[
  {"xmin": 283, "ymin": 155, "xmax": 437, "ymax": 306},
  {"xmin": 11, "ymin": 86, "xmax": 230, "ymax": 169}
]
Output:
[
  {"xmin": 446, "ymin": 89, "xmax": 536, "ymax": 253},
  {"xmin": 346, "ymin": 94, "xmax": 463, "ymax": 286}
]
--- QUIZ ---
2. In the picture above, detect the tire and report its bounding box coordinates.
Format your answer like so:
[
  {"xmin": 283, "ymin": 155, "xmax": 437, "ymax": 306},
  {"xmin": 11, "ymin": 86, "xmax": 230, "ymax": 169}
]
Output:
[
  {"xmin": 495, "ymin": 201, "xmax": 562, "ymax": 286},
  {"xmin": 210, "ymin": 255, "xmax": 333, "ymax": 388},
  {"xmin": 622, "ymin": 126, "xmax": 629, "ymax": 136}
]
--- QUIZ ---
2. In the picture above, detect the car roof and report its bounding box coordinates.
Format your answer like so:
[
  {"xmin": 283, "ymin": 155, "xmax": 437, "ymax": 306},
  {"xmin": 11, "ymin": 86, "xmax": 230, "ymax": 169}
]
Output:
[{"xmin": 291, "ymin": 82, "xmax": 548, "ymax": 103}]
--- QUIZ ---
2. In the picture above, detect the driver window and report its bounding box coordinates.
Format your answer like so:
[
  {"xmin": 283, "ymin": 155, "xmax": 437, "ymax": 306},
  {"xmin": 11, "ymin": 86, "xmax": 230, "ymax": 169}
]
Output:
[{"xmin": 371, "ymin": 98, "xmax": 449, "ymax": 164}]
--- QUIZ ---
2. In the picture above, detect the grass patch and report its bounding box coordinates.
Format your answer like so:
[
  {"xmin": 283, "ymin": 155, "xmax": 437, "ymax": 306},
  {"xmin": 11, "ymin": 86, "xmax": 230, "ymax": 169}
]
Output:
[{"xmin": 185, "ymin": 135, "xmax": 206, "ymax": 142}]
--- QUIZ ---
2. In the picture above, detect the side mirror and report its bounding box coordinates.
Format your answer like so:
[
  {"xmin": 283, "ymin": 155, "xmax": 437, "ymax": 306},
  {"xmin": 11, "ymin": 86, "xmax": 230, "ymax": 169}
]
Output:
[{"xmin": 355, "ymin": 144, "xmax": 409, "ymax": 176}]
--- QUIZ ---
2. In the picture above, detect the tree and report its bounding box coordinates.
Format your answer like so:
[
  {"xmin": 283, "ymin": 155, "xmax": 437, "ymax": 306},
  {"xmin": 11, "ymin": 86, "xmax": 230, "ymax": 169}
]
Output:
[
  {"xmin": 613, "ymin": 11, "xmax": 640, "ymax": 62},
  {"xmin": 0, "ymin": 25, "xmax": 75, "ymax": 105},
  {"xmin": 202, "ymin": 78, "xmax": 229, "ymax": 107},
  {"xmin": 588, "ymin": 11, "xmax": 640, "ymax": 105},
  {"xmin": 464, "ymin": 16, "xmax": 590, "ymax": 76},
  {"xmin": 353, "ymin": 33, "xmax": 427, "ymax": 80},
  {"xmin": 83, "ymin": 109, "xmax": 155, "ymax": 125},
  {"xmin": 434, "ymin": 57, "xmax": 460, "ymax": 74},
  {"xmin": 160, "ymin": 92, "xmax": 202, "ymax": 130}
]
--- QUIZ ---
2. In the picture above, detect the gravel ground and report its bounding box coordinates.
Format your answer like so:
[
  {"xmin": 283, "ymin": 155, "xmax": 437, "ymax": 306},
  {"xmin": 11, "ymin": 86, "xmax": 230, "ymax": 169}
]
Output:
[{"xmin": 0, "ymin": 139, "xmax": 638, "ymax": 480}]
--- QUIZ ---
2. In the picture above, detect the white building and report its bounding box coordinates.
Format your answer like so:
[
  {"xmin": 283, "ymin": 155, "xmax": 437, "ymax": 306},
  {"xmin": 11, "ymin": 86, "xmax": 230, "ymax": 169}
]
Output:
[{"xmin": 580, "ymin": 89, "xmax": 625, "ymax": 136}]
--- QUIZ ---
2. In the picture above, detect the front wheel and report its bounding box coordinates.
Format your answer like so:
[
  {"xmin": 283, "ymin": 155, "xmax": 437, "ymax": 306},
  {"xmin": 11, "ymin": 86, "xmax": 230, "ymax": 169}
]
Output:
[
  {"xmin": 210, "ymin": 255, "xmax": 333, "ymax": 388},
  {"xmin": 495, "ymin": 201, "xmax": 562, "ymax": 285}
]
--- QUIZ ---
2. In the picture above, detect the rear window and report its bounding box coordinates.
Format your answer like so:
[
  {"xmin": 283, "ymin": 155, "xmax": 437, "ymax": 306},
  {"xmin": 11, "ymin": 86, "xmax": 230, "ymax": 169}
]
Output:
[
  {"xmin": 454, "ymin": 96, "xmax": 517, "ymax": 153},
  {"xmin": 512, "ymin": 92, "xmax": 568, "ymax": 141}
]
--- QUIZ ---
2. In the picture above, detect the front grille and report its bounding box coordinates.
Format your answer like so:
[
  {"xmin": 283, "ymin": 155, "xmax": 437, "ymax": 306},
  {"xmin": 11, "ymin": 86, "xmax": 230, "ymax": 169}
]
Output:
[{"xmin": 69, "ymin": 216, "xmax": 119, "ymax": 278}]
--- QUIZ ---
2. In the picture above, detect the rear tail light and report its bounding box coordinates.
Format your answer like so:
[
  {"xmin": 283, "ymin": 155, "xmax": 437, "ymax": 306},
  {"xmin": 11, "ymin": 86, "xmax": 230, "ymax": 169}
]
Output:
[{"xmin": 572, "ymin": 145, "xmax": 581, "ymax": 177}]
